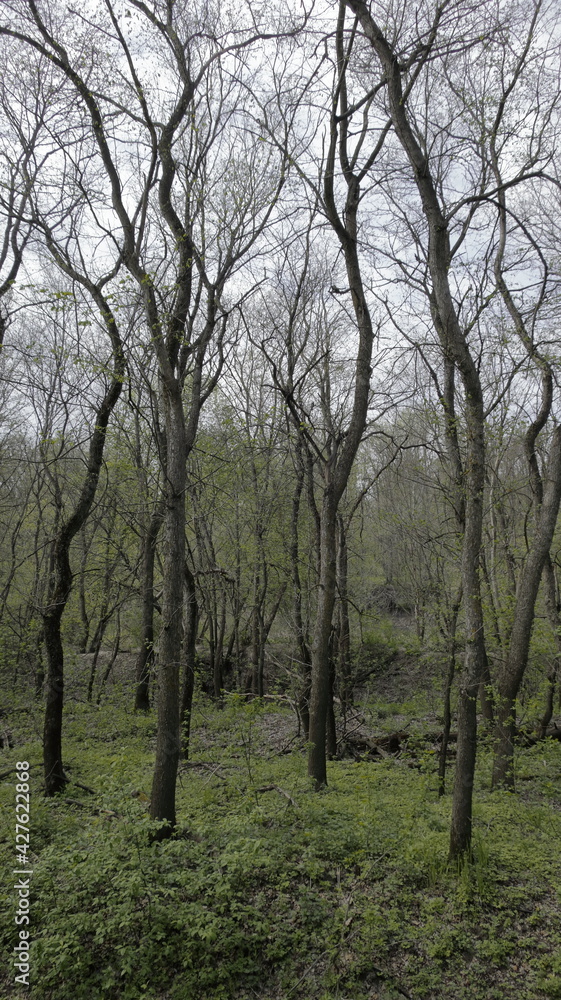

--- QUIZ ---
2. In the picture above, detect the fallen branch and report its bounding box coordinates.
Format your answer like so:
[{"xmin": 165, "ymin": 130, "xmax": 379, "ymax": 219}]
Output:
[
  {"xmin": 520, "ymin": 725, "xmax": 561, "ymax": 747},
  {"xmin": 255, "ymin": 784, "xmax": 298, "ymax": 807},
  {"xmin": 0, "ymin": 764, "xmax": 96, "ymax": 798},
  {"xmin": 63, "ymin": 798, "xmax": 119, "ymax": 818},
  {"xmin": 71, "ymin": 779, "xmax": 96, "ymax": 795}
]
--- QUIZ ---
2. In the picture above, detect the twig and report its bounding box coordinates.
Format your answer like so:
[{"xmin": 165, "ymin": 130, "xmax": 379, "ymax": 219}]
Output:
[
  {"xmin": 286, "ymin": 951, "xmax": 329, "ymax": 996},
  {"xmin": 179, "ymin": 761, "xmax": 229, "ymax": 782},
  {"xmin": 276, "ymin": 733, "xmax": 305, "ymax": 755},
  {"xmin": 0, "ymin": 762, "xmax": 42, "ymax": 781}
]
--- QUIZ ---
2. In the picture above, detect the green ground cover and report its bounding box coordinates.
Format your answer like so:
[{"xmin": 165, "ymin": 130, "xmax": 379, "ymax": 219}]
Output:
[{"xmin": 1, "ymin": 691, "xmax": 560, "ymax": 1000}]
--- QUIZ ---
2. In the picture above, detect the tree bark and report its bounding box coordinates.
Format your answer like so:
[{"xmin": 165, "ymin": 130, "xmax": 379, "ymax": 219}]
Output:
[
  {"xmin": 537, "ymin": 557, "xmax": 561, "ymax": 738},
  {"xmin": 308, "ymin": 488, "xmax": 338, "ymax": 787},
  {"xmin": 180, "ymin": 562, "xmax": 198, "ymax": 759},
  {"xmin": 149, "ymin": 387, "xmax": 186, "ymax": 834},
  {"xmin": 291, "ymin": 447, "xmax": 312, "ymax": 736},
  {"xmin": 478, "ymin": 651, "xmax": 495, "ymax": 725},
  {"xmin": 337, "ymin": 516, "xmax": 352, "ymax": 723},
  {"xmin": 326, "ymin": 645, "xmax": 338, "ymax": 760},
  {"xmin": 134, "ymin": 506, "xmax": 163, "ymax": 711},
  {"xmin": 251, "ymin": 560, "xmax": 264, "ymax": 697},
  {"xmin": 97, "ymin": 611, "xmax": 121, "ymax": 703},
  {"xmin": 43, "ymin": 541, "xmax": 71, "ymax": 795},
  {"xmin": 438, "ymin": 585, "xmax": 462, "ymax": 797}
]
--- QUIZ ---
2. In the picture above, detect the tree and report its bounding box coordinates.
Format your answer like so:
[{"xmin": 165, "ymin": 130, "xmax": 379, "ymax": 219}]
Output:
[
  {"xmin": 1, "ymin": 0, "xmax": 304, "ymax": 830},
  {"xmin": 341, "ymin": 0, "xmax": 561, "ymax": 856},
  {"xmin": 37, "ymin": 280, "xmax": 125, "ymax": 794},
  {"xmin": 258, "ymin": 246, "xmax": 381, "ymax": 785}
]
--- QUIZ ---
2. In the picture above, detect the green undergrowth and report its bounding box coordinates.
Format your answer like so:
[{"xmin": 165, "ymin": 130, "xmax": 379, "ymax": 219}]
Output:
[{"xmin": 1, "ymin": 694, "xmax": 561, "ymax": 999}]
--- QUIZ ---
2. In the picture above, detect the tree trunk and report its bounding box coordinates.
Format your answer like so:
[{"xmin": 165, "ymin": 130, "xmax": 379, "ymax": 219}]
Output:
[
  {"xmin": 214, "ymin": 594, "xmax": 227, "ymax": 700},
  {"xmin": 326, "ymin": 646, "xmax": 338, "ymax": 759},
  {"xmin": 34, "ymin": 627, "xmax": 45, "ymax": 699},
  {"xmin": 87, "ymin": 643, "xmax": 102, "ymax": 704},
  {"xmin": 305, "ymin": 3, "xmax": 378, "ymax": 787},
  {"xmin": 345, "ymin": 0, "xmax": 488, "ymax": 858},
  {"xmin": 447, "ymin": 393, "xmax": 486, "ymax": 860},
  {"xmin": 97, "ymin": 612, "xmax": 121, "ymax": 703},
  {"xmin": 251, "ymin": 562, "xmax": 262, "ymax": 697},
  {"xmin": 438, "ymin": 586, "xmax": 461, "ymax": 797},
  {"xmin": 537, "ymin": 557, "xmax": 561, "ymax": 738},
  {"xmin": 41, "ymin": 289, "xmax": 124, "ymax": 797},
  {"xmin": 479, "ymin": 651, "xmax": 494, "ymax": 724},
  {"xmin": 43, "ymin": 597, "xmax": 68, "ymax": 796},
  {"xmin": 488, "ymin": 82, "xmax": 561, "ymax": 785},
  {"xmin": 492, "ymin": 428, "xmax": 561, "ymax": 788},
  {"xmin": 337, "ymin": 516, "xmax": 352, "ymax": 724},
  {"xmin": 78, "ymin": 525, "xmax": 90, "ymax": 653},
  {"xmin": 134, "ymin": 506, "xmax": 163, "ymax": 711},
  {"xmin": 291, "ymin": 439, "xmax": 312, "ymax": 736},
  {"xmin": 481, "ymin": 544, "xmax": 503, "ymax": 658},
  {"xmin": 149, "ymin": 389, "xmax": 186, "ymax": 836},
  {"xmin": 181, "ymin": 563, "xmax": 198, "ymax": 759},
  {"xmin": 308, "ymin": 488, "xmax": 338, "ymax": 788}
]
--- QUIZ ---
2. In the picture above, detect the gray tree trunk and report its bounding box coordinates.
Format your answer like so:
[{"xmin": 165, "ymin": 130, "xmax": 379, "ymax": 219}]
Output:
[
  {"xmin": 308, "ymin": 489, "xmax": 338, "ymax": 787},
  {"xmin": 180, "ymin": 563, "xmax": 199, "ymax": 759},
  {"xmin": 492, "ymin": 427, "xmax": 561, "ymax": 787},
  {"xmin": 42, "ymin": 289, "xmax": 124, "ymax": 797},
  {"xmin": 149, "ymin": 388, "xmax": 187, "ymax": 832},
  {"xmin": 134, "ymin": 507, "xmax": 163, "ymax": 711},
  {"xmin": 537, "ymin": 557, "xmax": 561, "ymax": 739}
]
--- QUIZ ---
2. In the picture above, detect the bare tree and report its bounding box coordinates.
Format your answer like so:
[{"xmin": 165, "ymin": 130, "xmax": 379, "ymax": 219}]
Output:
[
  {"xmin": 341, "ymin": 0, "xmax": 561, "ymax": 856},
  {"xmin": 0, "ymin": 0, "xmax": 304, "ymax": 831}
]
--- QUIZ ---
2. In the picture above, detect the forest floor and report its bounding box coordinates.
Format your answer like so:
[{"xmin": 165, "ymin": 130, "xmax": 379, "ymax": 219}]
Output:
[{"xmin": 1, "ymin": 671, "xmax": 561, "ymax": 1000}]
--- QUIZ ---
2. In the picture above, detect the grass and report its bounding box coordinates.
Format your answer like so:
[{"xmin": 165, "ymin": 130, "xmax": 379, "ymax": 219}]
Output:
[{"xmin": 1, "ymin": 687, "xmax": 561, "ymax": 999}]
